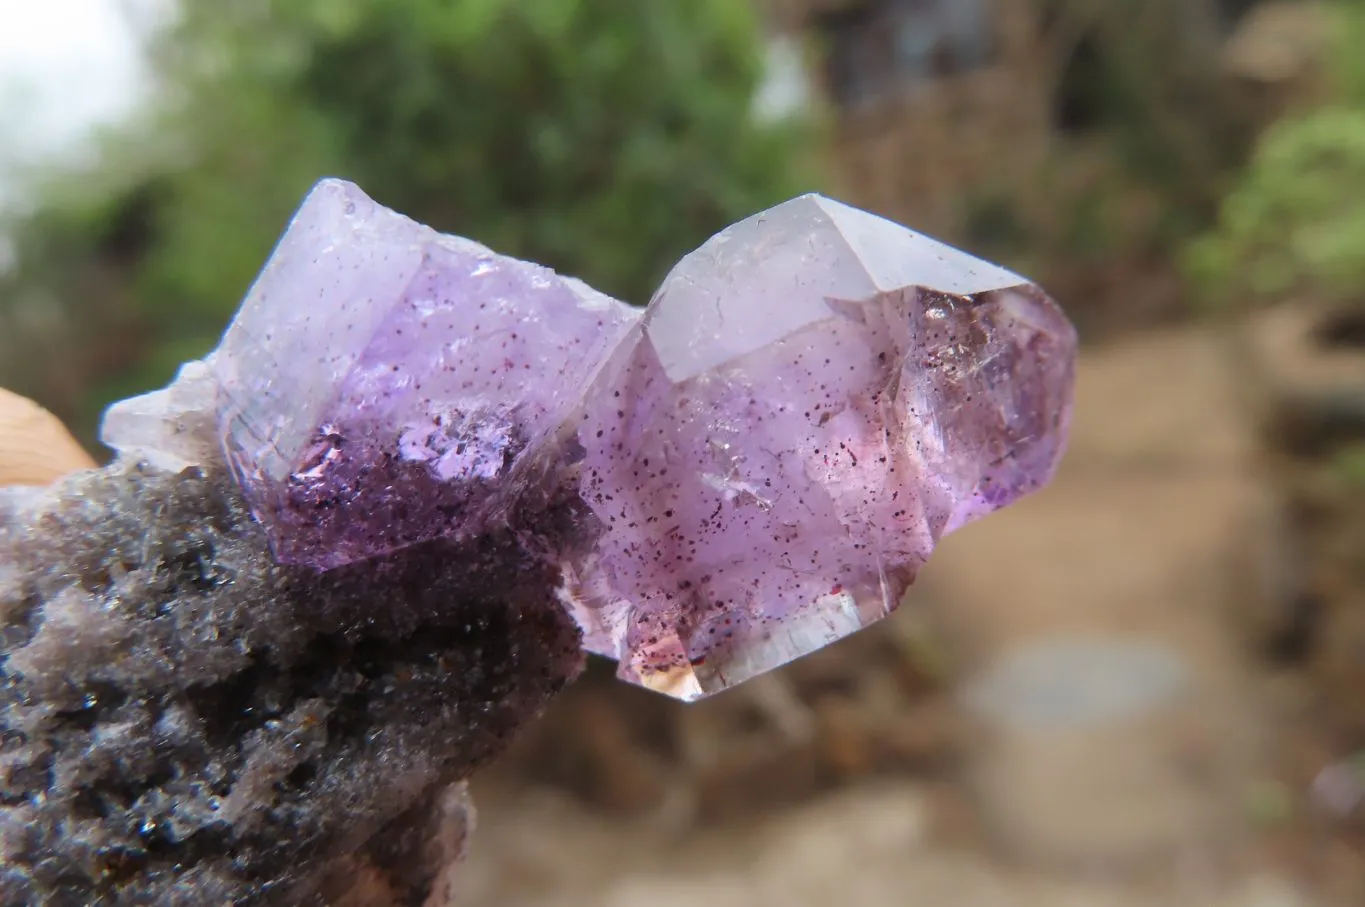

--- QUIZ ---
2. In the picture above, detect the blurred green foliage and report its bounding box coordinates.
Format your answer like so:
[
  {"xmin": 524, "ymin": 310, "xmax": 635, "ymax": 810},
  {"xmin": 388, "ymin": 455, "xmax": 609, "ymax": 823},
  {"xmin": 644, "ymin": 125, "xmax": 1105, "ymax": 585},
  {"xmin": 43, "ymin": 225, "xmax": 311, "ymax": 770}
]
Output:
[
  {"xmin": 1331, "ymin": 442, "xmax": 1365, "ymax": 488},
  {"xmin": 1187, "ymin": 109, "xmax": 1365, "ymax": 304},
  {"xmin": 0, "ymin": 0, "xmax": 815, "ymax": 439},
  {"xmin": 1187, "ymin": 1, "xmax": 1365, "ymax": 308}
]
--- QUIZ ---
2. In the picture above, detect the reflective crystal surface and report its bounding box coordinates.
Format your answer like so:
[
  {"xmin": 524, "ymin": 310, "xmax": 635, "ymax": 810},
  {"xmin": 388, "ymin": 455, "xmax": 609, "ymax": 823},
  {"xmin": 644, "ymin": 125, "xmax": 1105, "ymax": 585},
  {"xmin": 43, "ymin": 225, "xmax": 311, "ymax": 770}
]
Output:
[
  {"xmin": 562, "ymin": 194, "xmax": 1076, "ymax": 699},
  {"xmin": 107, "ymin": 181, "xmax": 1074, "ymax": 701},
  {"xmin": 212, "ymin": 179, "xmax": 639, "ymax": 568}
]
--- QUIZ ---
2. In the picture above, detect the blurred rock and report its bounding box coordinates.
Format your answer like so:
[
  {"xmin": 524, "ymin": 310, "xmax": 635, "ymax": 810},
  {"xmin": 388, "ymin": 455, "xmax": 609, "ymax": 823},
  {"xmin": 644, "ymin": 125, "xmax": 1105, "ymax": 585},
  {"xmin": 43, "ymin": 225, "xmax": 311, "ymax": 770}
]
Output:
[
  {"xmin": 1238, "ymin": 301, "xmax": 1365, "ymax": 707},
  {"xmin": 462, "ymin": 775, "xmax": 1325, "ymax": 907},
  {"xmin": 1239, "ymin": 302, "xmax": 1365, "ymax": 458},
  {"xmin": 963, "ymin": 637, "xmax": 1191, "ymax": 730},
  {"xmin": 922, "ymin": 326, "xmax": 1265, "ymax": 866}
]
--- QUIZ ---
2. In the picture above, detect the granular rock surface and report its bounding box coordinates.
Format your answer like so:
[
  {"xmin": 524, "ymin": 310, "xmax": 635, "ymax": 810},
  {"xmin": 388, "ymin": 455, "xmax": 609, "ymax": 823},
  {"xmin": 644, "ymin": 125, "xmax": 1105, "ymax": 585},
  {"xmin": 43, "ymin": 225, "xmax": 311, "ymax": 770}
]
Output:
[{"xmin": 0, "ymin": 461, "xmax": 582, "ymax": 906}]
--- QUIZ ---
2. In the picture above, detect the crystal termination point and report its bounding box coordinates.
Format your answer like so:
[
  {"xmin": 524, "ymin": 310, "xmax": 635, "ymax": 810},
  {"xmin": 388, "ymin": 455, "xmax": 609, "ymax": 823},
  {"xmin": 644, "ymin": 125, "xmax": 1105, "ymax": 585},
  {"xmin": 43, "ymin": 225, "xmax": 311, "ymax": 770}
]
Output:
[
  {"xmin": 561, "ymin": 194, "xmax": 1076, "ymax": 699},
  {"xmin": 102, "ymin": 182, "xmax": 1076, "ymax": 702},
  {"xmin": 212, "ymin": 179, "xmax": 639, "ymax": 569}
]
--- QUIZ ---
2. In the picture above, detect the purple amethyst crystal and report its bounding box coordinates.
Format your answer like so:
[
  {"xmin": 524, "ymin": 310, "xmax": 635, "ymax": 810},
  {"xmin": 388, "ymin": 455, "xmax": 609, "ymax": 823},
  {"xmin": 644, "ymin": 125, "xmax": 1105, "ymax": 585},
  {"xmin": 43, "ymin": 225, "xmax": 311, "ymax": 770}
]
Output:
[
  {"xmin": 105, "ymin": 180, "xmax": 1074, "ymax": 701},
  {"xmin": 212, "ymin": 179, "xmax": 639, "ymax": 568},
  {"xmin": 560, "ymin": 194, "xmax": 1076, "ymax": 699}
]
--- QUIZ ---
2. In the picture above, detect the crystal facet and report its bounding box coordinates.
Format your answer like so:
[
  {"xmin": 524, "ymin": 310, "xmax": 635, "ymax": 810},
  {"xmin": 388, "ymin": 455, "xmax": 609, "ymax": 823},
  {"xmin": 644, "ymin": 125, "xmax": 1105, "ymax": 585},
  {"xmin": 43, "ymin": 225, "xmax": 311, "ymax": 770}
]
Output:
[
  {"xmin": 561, "ymin": 194, "xmax": 1076, "ymax": 699},
  {"xmin": 212, "ymin": 179, "xmax": 639, "ymax": 568},
  {"xmin": 102, "ymin": 358, "xmax": 221, "ymax": 472},
  {"xmin": 105, "ymin": 180, "xmax": 1074, "ymax": 701}
]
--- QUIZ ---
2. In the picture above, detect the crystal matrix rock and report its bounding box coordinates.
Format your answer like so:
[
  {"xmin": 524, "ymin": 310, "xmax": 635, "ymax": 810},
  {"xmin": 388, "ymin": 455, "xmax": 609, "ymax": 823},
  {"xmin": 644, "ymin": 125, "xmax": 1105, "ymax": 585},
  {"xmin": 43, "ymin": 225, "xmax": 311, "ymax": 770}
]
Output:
[
  {"xmin": 0, "ymin": 459, "xmax": 581, "ymax": 905},
  {"xmin": 214, "ymin": 179, "xmax": 639, "ymax": 569},
  {"xmin": 562, "ymin": 194, "xmax": 1076, "ymax": 699}
]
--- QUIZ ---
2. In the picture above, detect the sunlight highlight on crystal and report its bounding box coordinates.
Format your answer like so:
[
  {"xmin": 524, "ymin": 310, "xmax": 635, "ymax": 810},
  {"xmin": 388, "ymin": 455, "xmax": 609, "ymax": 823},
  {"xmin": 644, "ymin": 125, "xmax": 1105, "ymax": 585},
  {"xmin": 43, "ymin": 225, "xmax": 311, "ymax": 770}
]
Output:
[
  {"xmin": 561, "ymin": 195, "xmax": 1076, "ymax": 698},
  {"xmin": 103, "ymin": 181, "xmax": 1076, "ymax": 700}
]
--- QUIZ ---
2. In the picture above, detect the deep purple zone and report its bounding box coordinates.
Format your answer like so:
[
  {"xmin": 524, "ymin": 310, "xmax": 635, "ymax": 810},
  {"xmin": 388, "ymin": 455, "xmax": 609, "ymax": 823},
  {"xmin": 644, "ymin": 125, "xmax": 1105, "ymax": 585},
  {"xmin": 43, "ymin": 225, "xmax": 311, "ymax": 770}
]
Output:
[{"xmin": 234, "ymin": 419, "xmax": 531, "ymax": 570}]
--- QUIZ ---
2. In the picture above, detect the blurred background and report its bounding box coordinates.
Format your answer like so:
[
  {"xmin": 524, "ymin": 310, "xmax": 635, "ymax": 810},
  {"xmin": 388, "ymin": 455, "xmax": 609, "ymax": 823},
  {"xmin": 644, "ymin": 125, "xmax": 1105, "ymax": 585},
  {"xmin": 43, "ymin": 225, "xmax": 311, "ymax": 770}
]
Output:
[{"xmin": 3, "ymin": 0, "xmax": 1365, "ymax": 904}]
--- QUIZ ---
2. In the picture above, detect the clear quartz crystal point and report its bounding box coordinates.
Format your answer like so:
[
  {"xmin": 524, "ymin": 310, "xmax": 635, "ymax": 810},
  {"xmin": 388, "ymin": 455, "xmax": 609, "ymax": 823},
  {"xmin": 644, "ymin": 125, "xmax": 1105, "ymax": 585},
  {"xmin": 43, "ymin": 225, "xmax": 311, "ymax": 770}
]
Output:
[
  {"xmin": 101, "ymin": 358, "xmax": 222, "ymax": 472},
  {"xmin": 561, "ymin": 194, "xmax": 1076, "ymax": 700}
]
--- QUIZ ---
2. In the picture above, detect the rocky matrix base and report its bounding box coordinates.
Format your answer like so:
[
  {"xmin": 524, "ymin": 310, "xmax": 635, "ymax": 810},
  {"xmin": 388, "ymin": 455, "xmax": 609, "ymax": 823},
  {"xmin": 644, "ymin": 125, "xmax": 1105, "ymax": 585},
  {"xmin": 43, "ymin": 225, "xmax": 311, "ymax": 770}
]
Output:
[{"xmin": 0, "ymin": 462, "xmax": 582, "ymax": 906}]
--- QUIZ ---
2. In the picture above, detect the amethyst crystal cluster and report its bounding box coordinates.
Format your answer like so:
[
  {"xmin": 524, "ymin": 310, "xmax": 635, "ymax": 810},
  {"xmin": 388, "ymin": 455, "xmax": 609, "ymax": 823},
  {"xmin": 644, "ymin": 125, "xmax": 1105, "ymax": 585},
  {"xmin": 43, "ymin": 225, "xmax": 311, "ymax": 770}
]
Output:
[
  {"xmin": 2, "ymin": 180, "xmax": 1073, "ymax": 904},
  {"xmin": 110, "ymin": 179, "xmax": 1077, "ymax": 701}
]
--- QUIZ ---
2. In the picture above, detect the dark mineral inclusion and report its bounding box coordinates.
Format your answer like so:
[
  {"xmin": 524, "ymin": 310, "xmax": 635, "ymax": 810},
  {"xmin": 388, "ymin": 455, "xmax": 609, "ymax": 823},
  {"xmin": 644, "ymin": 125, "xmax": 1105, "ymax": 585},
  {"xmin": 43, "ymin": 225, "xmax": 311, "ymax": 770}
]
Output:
[{"xmin": 0, "ymin": 459, "xmax": 582, "ymax": 906}]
